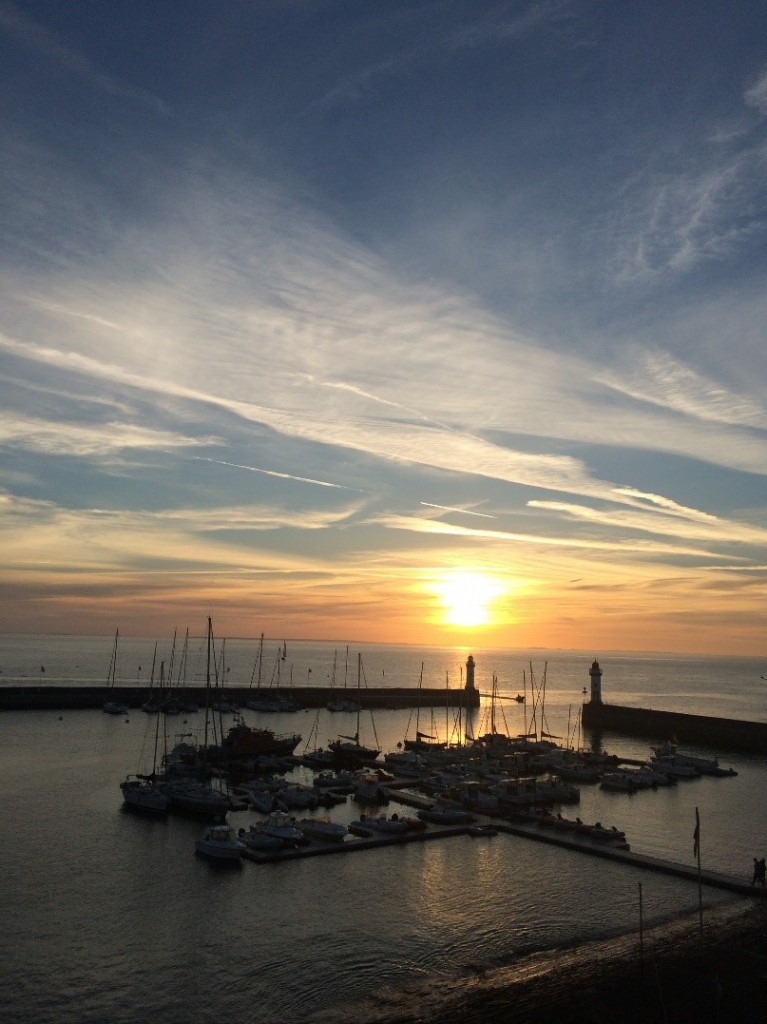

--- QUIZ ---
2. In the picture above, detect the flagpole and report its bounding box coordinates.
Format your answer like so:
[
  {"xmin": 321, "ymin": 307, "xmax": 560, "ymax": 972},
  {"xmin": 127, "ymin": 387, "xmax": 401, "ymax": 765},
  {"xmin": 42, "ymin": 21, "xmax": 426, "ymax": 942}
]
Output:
[{"xmin": 694, "ymin": 806, "xmax": 703, "ymax": 938}]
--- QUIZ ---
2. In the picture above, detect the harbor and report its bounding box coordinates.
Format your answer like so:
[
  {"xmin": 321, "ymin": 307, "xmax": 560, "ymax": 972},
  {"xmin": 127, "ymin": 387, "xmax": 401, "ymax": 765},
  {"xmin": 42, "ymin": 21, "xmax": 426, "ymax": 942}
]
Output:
[{"xmin": 4, "ymin": 638, "xmax": 767, "ymax": 1024}]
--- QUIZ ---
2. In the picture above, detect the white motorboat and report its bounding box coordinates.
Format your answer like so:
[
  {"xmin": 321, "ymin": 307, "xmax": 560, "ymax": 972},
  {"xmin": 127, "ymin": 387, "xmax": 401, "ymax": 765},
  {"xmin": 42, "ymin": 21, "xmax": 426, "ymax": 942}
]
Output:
[
  {"xmin": 195, "ymin": 824, "xmax": 242, "ymax": 862},
  {"xmin": 296, "ymin": 817, "xmax": 348, "ymax": 843},
  {"xmin": 651, "ymin": 741, "xmax": 719, "ymax": 772},
  {"xmin": 256, "ymin": 810, "xmax": 306, "ymax": 847}
]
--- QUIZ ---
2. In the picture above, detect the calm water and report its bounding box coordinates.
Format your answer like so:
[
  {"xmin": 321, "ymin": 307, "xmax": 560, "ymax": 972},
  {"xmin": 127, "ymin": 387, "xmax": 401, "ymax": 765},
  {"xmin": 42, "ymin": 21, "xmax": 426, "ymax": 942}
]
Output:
[{"xmin": 2, "ymin": 635, "xmax": 766, "ymax": 1023}]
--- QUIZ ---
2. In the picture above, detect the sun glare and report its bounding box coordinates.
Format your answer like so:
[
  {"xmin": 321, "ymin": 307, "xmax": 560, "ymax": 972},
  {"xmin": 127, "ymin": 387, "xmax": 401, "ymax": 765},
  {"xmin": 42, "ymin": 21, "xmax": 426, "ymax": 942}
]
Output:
[{"xmin": 432, "ymin": 571, "xmax": 504, "ymax": 628}]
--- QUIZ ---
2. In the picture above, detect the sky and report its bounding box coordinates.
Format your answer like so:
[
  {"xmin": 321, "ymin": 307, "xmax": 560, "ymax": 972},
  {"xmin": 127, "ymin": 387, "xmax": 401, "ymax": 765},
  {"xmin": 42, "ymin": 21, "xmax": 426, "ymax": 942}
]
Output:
[{"xmin": 1, "ymin": 0, "xmax": 767, "ymax": 655}]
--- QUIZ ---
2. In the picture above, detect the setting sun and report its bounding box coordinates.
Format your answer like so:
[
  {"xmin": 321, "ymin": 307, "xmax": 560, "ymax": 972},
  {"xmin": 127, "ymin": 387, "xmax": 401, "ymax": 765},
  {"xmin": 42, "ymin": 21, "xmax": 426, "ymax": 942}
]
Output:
[{"xmin": 431, "ymin": 571, "xmax": 505, "ymax": 628}]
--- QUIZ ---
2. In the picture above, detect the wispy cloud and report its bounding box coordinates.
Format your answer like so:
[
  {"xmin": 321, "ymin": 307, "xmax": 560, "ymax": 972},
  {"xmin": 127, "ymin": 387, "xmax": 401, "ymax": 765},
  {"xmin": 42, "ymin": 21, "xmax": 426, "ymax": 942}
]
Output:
[
  {"xmin": 306, "ymin": 0, "xmax": 573, "ymax": 114},
  {"xmin": 0, "ymin": 493, "xmax": 363, "ymax": 570},
  {"xmin": 370, "ymin": 512, "xmax": 731, "ymax": 560},
  {"xmin": 0, "ymin": 1, "xmax": 170, "ymax": 115},
  {"xmin": 598, "ymin": 350, "xmax": 767, "ymax": 429},
  {"xmin": 528, "ymin": 499, "xmax": 767, "ymax": 547},
  {"xmin": 611, "ymin": 150, "xmax": 766, "ymax": 280},
  {"xmin": 744, "ymin": 66, "xmax": 767, "ymax": 115},
  {"xmin": 0, "ymin": 412, "xmax": 215, "ymax": 458}
]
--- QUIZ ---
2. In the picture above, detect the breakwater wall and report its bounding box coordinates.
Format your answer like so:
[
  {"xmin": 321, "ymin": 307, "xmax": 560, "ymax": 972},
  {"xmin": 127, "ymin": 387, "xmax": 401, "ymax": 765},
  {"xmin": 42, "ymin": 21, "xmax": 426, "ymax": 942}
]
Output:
[
  {"xmin": 582, "ymin": 701, "xmax": 767, "ymax": 755},
  {"xmin": 0, "ymin": 684, "xmax": 480, "ymax": 712}
]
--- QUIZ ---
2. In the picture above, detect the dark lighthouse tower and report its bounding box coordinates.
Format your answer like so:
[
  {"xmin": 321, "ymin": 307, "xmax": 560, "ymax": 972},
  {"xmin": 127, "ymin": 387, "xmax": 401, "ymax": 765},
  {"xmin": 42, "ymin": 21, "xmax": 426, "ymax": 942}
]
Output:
[
  {"xmin": 465, "ymin": 654, "xmax": 476, "ymax": 693},
  {"xmin": 464, "ymin": 654, "xmax": 480, "ymax": 707}
]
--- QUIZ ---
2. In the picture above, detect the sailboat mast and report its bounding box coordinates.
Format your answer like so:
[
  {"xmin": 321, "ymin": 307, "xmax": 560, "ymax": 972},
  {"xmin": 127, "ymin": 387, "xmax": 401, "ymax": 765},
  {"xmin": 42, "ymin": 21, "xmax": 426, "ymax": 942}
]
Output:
[
  {"xmin": 203, "ymin": 617, "xmax": 212, "ymax": 749},
  {"xmin": 248, "ymin": 633, "xmax": 264, "ymax": 689},
  {"xmin": 167, "ymin": 628, "xmax": 177, "ymax": 689},
  {"xmin": 178, "ymin": 628, "xmax": 189, "ymax": 689},
  {"xmin": 355, "ymin": 652, "xmax": 361, "ymax": 741},
  {"xmin": 107, "ymin": 628, "xmax": 119, "ymax": 687},
  {"xmin": 149, "ymin": 642, "xmax": 157, "ymax": 690},
  {"xmin": 258, "ymin": 634, "xmax": 263, "ymax": 687},
  {"xmin": 522, "ymin": 669, "xmax": 527, "ymax": 737},
  {"xmin": 445, "ymin": 670, "xmax": 449, "ymax": 740}
]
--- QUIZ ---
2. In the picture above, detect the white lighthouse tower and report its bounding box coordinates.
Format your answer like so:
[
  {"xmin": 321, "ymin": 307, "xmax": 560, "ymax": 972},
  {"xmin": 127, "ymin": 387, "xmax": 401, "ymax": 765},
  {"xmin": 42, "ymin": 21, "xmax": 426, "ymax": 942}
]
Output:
[{"xmin": 589, "ymin": 659, "xmax": 603, "ymax": 704}]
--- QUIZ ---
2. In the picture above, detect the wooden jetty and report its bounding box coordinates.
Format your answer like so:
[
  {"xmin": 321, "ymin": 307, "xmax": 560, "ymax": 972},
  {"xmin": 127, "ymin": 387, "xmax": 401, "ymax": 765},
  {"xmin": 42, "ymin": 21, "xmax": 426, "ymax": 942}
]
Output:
[
  {"xmin": 497, "ymin": 819, "xmax": 764, "ymax": 897},
  {"xmin": 236, "ymin": 815, "xmax": 766, "ymax": 898}
]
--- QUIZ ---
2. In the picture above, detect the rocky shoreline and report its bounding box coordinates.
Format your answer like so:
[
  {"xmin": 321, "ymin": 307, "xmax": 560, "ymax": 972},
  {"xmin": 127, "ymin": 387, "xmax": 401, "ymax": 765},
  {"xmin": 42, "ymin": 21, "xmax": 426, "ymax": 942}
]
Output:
[
  {"xmin": 330, "ymin": 899, "xmax": 767, "ymax": 1024},
  {"xmin": 438, "ymin": 900, "xmax": 767, "ymax": 1024}
]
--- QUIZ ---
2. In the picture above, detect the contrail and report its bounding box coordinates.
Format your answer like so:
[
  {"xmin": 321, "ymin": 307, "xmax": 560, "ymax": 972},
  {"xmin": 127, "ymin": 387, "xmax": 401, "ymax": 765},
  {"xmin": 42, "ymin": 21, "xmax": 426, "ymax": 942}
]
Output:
[
  {"xmin": 420, "ymin": 502, "xmax": 497, "ymax": 519},
  {"xmin": 174, "ymin": 453, "xmax": 358, "ymax": 491}
]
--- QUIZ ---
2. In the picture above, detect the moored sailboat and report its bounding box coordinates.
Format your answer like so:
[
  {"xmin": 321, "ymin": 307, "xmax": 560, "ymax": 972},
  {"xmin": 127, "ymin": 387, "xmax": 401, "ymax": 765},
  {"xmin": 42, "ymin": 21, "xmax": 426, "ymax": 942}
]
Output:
[
  {"xmin": 103, "ymin": 629, "xmax": 129, "ymax": 715},
  {"xmin": 120, "ymin": 710, "xmax": 168, "ymax": 815},
  {"xmin": 329, "ymin": 653, "xmax": 381, "ymax": 765},
  {"xmin": 164, "ymin": 618, "xmax": 232, "ymax": 818}
]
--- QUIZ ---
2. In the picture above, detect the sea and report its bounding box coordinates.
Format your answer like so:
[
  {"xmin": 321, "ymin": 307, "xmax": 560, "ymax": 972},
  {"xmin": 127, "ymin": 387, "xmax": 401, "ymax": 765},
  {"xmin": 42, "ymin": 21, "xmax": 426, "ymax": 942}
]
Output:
[{"xmin": 2, "ymin": 634, "xmax": 766, "ymax": 1024}]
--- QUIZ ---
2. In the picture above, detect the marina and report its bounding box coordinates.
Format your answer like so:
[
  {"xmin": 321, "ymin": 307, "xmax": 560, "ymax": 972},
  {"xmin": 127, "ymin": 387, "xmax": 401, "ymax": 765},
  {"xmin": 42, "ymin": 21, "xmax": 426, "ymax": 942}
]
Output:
[{"xmin": 3, "ymin": 636, "xmax": 767, "ymax": 1024}]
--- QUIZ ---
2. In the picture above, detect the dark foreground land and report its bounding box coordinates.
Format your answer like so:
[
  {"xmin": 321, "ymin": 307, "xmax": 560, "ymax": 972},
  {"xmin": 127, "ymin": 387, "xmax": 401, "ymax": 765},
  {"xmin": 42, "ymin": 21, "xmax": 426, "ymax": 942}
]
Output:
[{"xmin": 332, "ymin": 900, "xmax": 767, "ymax": 1024}]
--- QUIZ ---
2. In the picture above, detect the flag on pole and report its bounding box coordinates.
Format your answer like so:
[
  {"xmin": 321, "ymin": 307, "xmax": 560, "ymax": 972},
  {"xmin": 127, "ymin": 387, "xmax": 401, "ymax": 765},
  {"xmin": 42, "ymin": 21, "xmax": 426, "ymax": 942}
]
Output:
[{"xmin": 693, "ymin": 807, "xmax": 700, "ymax": 858}]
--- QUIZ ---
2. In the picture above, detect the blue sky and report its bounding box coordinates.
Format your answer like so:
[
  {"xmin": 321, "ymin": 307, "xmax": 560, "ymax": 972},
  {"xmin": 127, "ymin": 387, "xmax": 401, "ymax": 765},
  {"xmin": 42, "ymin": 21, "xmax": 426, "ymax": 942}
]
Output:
[{"xmin": 2, "ymin": 0, "xmax": 767, "ymax": 653}]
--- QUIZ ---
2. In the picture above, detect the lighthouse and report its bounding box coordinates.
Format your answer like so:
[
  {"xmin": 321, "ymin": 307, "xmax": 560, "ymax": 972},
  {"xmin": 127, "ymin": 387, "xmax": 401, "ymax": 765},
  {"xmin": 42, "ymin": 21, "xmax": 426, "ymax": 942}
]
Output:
[
  {"xmin": 589, "ymin": 659, "xmax": 603, "ymax": 704},
  {"xmin": 465, "ymin": 655, "xmax": 476, "ymax": 692}
]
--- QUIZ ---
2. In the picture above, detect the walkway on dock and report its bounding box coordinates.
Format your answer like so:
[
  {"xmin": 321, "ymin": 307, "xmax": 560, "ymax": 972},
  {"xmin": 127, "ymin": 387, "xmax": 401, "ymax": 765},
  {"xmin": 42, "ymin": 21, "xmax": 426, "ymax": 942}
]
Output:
[
  {"xmin": 239, "ymin": 813, "xmax": 766, "ymax": 897},
  {"xmin": 496, "ymin": 819, "xmax": 763, "ymax": 896}
]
